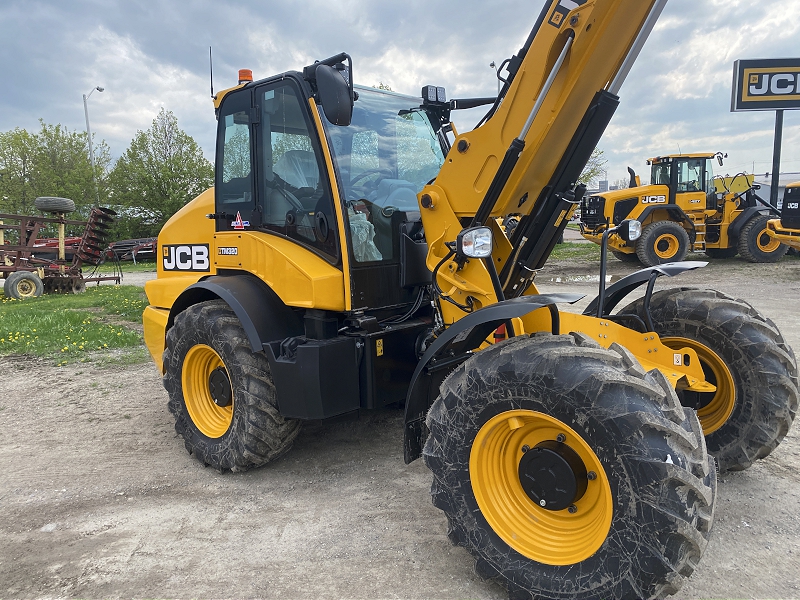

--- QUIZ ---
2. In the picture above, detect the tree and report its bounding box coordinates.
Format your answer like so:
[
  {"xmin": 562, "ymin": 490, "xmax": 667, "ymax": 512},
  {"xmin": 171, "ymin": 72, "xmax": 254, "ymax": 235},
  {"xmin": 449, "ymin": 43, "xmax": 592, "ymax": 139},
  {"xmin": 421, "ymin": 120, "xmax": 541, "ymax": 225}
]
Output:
[
  {"xmin": 578, "ymin": 148, "xmax": 607, "ymax": 186},
  {"xmin": 0, "ymin": 121, "xmax": 109, "ymax": 217},
  {"xmin": 109, "ymin": 108, "xmax": 213, "ymax": 238}
]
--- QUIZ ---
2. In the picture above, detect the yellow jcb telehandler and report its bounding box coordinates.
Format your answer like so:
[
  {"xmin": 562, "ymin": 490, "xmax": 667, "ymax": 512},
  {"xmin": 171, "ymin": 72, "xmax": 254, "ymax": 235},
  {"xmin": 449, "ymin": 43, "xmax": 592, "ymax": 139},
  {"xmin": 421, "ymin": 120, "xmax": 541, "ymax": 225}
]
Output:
[
  {"xmin": 142, "ymin": 1, "xmax": 798, "ymax": 598},
  {"xmin": 580, "ymin": 152, "xmax": 789, "ymax": 265}
]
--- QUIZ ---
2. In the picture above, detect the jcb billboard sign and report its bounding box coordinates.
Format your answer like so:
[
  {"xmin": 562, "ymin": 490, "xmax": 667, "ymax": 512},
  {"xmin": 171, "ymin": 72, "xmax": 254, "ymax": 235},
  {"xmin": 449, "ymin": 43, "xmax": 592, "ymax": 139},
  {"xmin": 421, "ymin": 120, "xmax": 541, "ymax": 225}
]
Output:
[{"xmin": 732, "ymin": 59, "xmax": 800, "ymax": 112}]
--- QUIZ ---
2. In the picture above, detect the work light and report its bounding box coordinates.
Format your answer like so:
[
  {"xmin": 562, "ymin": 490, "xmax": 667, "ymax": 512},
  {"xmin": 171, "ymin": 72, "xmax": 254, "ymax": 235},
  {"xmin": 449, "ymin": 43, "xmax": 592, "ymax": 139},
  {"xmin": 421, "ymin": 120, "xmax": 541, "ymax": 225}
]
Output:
[{"xmin": 457, "ymin": 227, "xmax": 493, "ymax": 258}]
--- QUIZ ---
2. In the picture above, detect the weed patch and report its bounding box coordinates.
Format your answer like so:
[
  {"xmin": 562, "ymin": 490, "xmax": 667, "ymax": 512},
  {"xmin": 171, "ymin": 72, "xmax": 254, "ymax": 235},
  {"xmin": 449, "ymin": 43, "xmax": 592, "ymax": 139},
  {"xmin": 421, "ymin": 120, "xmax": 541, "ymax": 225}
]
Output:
[{"xmin": 0, "ymin": 286, "xmax": 148, "ymax": 363}]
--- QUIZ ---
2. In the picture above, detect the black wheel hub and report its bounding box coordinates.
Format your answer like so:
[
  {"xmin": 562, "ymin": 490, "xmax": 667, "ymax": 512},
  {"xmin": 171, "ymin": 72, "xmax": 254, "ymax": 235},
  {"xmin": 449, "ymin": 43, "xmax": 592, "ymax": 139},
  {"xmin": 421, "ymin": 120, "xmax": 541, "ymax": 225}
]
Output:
[
  {"xmin": 518, "ymin": 440, "xmax": 588, "ymax": 511},
  {"xmin": 208, "ymin": 366, "xmax": 232, "ymax": 407}
]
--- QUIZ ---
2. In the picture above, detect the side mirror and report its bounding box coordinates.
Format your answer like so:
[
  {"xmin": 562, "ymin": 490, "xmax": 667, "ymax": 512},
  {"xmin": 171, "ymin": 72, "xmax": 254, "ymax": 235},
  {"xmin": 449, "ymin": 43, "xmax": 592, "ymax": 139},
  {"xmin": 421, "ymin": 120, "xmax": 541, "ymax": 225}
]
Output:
[
  {"xmin": 316, "ymin": 64, "xmax": 353, "ymax": 126},
  {"xmin": 717, "ymin": 155, "xmax": 724, "ymax": 166}
]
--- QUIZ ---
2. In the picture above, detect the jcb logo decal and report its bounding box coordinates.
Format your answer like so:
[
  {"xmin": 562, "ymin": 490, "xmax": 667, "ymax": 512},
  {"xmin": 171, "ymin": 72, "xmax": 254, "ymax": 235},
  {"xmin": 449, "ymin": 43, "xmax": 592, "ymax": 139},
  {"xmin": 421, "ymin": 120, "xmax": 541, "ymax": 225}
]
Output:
[
  {"xmin": 642, "ymin": 195, "xmax": 667, "ymax": 204},
  {"xmin": 162, "ymin": 244, "xmax": 210, "ymax": 272},
  {"xmin": 787, "ymin": 202, "xmax": 799, "ymax": 210},
  {"xmin": 746, "ymin": 71, "xmax": 800, "ymax": 99}
]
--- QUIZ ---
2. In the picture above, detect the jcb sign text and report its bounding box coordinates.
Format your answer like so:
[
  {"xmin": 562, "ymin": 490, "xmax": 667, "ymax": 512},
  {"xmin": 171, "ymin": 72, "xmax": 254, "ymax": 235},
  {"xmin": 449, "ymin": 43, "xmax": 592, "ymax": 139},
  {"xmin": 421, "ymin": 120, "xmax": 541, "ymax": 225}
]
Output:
[
  {"xmin": 162, "ymin": 244, "xmax": 211, "ymax": 272},
  {"xmin": 732, "ymin": 59, "xmax": 800, "ymax": 112}
]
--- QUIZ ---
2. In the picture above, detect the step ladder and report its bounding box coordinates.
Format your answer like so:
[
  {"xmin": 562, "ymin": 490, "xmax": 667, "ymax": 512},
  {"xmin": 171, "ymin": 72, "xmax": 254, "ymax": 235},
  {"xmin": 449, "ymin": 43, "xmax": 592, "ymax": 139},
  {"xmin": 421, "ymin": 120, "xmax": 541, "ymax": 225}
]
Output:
[{"xmin": 691, "ymin": 215, "xmax": 706, "ymax": 251}]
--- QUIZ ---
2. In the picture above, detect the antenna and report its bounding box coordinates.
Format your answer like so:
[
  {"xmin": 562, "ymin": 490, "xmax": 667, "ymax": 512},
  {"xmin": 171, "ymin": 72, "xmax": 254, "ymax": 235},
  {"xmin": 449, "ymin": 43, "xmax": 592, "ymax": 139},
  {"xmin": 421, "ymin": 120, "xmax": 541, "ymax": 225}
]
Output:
[{"xmin": 209, "ymin": 46, "xmax": 214, "ymax": 98}]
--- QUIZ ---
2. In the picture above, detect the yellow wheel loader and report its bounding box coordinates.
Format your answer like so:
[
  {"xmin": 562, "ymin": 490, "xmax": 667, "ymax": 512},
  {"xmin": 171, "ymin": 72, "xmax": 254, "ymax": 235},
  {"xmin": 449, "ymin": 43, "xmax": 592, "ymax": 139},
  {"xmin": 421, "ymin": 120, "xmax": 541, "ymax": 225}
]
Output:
[
  {"xmin": 580, "ymin": 153, "xmax": 790, "ymax": 265},
  {"xmin": 142, "ymin": 1, "xmax": 798, "ymax": 598},
  {"xmin": 767, "ymin": 181, "xmax": 800, "ymax": 253}
]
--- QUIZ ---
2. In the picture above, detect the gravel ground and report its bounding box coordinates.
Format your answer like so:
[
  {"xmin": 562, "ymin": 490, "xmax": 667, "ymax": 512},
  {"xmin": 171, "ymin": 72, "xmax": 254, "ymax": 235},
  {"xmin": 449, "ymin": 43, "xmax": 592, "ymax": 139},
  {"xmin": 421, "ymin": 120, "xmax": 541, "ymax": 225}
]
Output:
[{"xmin": 1, "ymin": 255, "xmax": 799, "ymax": 599}]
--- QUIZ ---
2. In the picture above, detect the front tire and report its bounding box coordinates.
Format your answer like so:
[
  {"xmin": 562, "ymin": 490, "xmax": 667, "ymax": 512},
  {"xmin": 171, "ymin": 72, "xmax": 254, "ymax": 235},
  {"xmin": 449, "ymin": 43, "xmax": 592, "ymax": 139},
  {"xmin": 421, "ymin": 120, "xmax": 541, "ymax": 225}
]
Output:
[
  {"xmin": 738, "ymin": 214, "xmax": 788, "ymax": 262},
  {"xmin": 424, "ymin": 333, "xmax": 715, "ymax": 600},
  {"xmin": 163, "ymin": 300, "xmax": 301, "ymax": 471},
  {"xmin": 4, "ymin": 271, "xmax": 44, "ymax": 299},
  {"xmin": 636, "ymin": 221, "xmax": 690, "ymax": 266},
  {"xmin": 619, "ymin": 288, "xmax": 799, "ymax": 472}
]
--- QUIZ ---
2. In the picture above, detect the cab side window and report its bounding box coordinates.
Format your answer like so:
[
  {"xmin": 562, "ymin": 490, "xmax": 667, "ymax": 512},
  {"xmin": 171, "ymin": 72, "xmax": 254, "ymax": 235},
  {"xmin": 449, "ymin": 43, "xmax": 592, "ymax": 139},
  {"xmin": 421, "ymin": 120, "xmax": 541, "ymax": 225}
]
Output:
[
  {"xmin": 676, "ymin": 159, "xmax": 705, "ymax": 193},
  {"xmin": 216, "ymin": 90, "xmax": 255, "ymax": 224},
  {"xmin": 257, "ymin": 83, "xmax": 339, "ymax": 261}
]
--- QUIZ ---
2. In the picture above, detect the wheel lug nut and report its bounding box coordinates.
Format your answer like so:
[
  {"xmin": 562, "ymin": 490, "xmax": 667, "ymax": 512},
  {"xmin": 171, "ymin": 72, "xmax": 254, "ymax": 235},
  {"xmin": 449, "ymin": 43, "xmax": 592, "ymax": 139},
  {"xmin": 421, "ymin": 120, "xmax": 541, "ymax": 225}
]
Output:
[
  {"xmin": 539, "ymin": 499, "xmax": 546, "ymax": 507},
  {"xmin": 587, "ymin": 471, "xmax": 597, "ymax": 480},
  {"xmin": 568, "ymin": 505, "xmax": 578, "ymax": 514},
  {"xmin": 556, "ymin": 434, "xmax": 566, "ymax": 443},
  {"xmin": 521, "ymin": 445, "xmax": 530, "ymax": 453}
]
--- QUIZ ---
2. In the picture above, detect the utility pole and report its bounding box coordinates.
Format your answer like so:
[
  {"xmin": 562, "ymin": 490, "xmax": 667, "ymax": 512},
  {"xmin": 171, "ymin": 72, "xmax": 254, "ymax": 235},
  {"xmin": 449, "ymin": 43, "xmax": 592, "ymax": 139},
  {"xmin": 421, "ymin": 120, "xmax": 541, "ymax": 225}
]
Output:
[{"xmin": 83, "ymin": 85, "xmax": 104, "ymax": 205}]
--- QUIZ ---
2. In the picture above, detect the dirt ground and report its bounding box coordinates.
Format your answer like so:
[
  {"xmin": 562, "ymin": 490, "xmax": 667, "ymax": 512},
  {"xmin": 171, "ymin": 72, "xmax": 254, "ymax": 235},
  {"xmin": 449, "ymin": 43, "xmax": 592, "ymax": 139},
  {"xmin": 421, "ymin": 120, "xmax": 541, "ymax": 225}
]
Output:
[{"xmin": 2, "ymin": 255, "xmax": 800, "ymax": 599}]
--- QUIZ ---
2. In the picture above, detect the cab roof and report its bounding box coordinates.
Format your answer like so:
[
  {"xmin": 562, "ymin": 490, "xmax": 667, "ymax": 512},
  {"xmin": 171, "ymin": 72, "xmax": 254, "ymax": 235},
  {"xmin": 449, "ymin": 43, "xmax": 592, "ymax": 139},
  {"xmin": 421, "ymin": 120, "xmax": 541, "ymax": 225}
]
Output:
[{"xmin": 648, "ymin": 153, "xmax": 717, "ymax": 164}]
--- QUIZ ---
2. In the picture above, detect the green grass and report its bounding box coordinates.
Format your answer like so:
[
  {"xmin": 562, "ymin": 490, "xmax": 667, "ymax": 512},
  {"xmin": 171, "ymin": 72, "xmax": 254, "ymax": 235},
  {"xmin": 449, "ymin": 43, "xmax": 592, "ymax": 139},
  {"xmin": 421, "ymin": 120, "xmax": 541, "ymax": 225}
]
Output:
[
  {"xmin": 95, "ymin": 260, "xmax": 156, "ymax": 274},
  {"xmin": 0, "ymin": 286, "xmax": 149, "ymax": 364},
  {"xmin": 549, "ymin": 242, "xmax": 601, "ymax": 261}
]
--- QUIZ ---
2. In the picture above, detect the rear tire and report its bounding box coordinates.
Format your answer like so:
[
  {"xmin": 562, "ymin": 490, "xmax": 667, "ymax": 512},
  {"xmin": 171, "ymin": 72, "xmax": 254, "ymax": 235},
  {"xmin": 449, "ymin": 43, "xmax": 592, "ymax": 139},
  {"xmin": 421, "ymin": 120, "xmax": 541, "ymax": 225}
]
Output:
[
  {"xmin": 636, "ymin": 221, "xmax": 690, "ymax": 266},
  {"xmin": 618, "ymin": 288, "xmax": 798, "ymax": 472},
  {"xmin": 163, "ymin": 300, "xmax": 301, "ymax": 472},
  {"xmin": 738, "ymin": 214, "xmax": 788, "ymax": 262},
  {"xmin": 4, "ymin": 271, "xmax": 44, "ymax": 299},
  {"xmin": 704, "ymin": 247, "xmax": 737, "ymax": 259},
  {"xmin": 424, "ymin": 333, "xmax": 715, "ymax": 600}
]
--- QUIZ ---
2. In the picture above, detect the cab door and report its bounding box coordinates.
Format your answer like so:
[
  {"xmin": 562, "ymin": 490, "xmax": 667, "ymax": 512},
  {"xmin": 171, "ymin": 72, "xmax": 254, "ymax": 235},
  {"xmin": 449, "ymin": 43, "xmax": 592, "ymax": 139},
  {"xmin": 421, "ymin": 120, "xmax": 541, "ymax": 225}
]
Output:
[{"xmin": 673, "ymin": 158, "xmax": 707, "ymax": 213}]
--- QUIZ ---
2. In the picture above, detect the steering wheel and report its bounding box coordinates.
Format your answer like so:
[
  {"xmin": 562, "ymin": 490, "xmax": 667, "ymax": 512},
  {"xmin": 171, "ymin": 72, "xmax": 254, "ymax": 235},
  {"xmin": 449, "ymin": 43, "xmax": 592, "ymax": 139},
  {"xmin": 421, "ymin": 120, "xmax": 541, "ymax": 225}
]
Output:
[{"xmin": 348, "ymin": 168, "xmax": 393, "ymax": 199}]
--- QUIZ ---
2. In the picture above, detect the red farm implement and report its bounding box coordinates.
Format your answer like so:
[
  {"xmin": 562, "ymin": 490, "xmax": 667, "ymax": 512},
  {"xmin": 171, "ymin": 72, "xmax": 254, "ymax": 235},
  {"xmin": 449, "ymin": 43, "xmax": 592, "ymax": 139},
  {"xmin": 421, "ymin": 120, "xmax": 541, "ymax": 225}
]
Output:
[{"xmin": 0, "ymin": 196, "xmax": 121, "ymax": 299}]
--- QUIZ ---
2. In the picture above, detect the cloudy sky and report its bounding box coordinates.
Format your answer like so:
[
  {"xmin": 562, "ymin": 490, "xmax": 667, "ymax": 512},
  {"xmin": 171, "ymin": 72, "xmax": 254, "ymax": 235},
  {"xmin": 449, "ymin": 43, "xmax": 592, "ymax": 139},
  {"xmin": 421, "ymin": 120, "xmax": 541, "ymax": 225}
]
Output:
[{"xmin": 1, "ymin": 0, "xmax": 798, "ymax": 187}]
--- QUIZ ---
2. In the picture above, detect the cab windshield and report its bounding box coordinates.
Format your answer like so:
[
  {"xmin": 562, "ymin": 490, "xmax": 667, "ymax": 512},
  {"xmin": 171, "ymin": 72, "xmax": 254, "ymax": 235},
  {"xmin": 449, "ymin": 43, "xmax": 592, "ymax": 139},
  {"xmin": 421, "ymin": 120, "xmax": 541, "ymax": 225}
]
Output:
[{"xmin": 323, "ymin": 87, "xmax": 446, "ymax": 262}]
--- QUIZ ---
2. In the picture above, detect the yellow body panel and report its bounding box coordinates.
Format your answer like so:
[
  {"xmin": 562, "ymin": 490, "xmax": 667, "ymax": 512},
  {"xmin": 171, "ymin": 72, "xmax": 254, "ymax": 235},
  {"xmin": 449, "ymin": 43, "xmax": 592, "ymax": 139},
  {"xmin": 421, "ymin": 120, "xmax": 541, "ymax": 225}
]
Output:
[
  {"xmin": 143, "ymin": 306, "xmax": 169, "ymax": 371},
  {"xmin": 214, "ymin": 231, "xmax": 345, "ymax": 310},
  {"xmin": 144, "ymin": 187, "xmax": 219, "ymax": 310},
  {"xmin": 715, "ymin": 174, "xmax": 754, "ymax": 194}
]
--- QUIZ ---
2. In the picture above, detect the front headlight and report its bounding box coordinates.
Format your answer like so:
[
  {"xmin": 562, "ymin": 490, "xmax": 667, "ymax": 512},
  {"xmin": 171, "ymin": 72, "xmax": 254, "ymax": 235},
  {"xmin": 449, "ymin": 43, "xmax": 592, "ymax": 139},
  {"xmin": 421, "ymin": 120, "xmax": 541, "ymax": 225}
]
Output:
[
  {"xmin": 457, "ymin": 226, "xmax": 493, "ymax": 258},
  {"xmin": 618, "ymin": 219, "xmax": 641, "ymax": 242}
]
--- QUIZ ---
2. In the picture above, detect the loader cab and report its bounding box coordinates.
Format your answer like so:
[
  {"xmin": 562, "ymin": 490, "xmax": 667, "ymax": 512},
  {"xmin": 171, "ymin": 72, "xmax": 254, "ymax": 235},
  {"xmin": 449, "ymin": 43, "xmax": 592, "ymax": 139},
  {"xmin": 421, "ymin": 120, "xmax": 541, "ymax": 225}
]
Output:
[
  {"xmin": 215, "ymin": 76, "xmax": 341, "ymax": 261},
  {"xmin": 214, "ymin": 77, "xmax": 445, "ymax": 312},
  {"xmin": 649, "ymin": 154, "xmax": 716, "ymax": 209}
]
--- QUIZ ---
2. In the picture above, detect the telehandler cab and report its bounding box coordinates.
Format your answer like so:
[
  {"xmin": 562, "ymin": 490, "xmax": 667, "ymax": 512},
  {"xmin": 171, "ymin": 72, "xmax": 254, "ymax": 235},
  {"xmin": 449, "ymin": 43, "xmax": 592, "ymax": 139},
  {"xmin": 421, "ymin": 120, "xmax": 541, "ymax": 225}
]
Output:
[
  {"xmin": 142, "ymin": 1, "xmax": 798, "ymax": 598},
  {"xmin": 580, "ymin": 152, "xmax": 790, "ymax": 265}
]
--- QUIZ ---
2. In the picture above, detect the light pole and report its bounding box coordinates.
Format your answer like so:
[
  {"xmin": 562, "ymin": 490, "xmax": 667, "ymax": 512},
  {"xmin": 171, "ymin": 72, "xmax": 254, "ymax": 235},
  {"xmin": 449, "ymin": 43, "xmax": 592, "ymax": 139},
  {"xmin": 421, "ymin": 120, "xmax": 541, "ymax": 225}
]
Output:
[
  {"xmin": 489, "ymin": 61, "xmax": 501, "ymax": 94},
  {"xmin": 83, "ymin": 85, "xmax": 104, "ymax": 204}
]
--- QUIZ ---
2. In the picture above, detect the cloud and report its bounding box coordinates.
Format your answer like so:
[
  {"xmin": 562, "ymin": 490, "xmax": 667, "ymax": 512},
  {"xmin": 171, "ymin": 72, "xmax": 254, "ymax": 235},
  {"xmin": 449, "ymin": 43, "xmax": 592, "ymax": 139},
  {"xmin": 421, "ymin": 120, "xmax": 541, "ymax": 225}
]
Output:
[{"xmin": 0, "ymin": 0, "xmax": 797, "ymax": 186}]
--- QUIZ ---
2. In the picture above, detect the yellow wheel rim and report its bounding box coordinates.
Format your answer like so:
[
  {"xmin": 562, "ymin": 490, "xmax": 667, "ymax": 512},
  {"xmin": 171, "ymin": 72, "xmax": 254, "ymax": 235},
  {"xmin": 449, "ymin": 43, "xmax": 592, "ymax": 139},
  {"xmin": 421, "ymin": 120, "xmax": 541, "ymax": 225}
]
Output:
[
  {"xmin": 757, "ymin": 228, "xmax": 781, "ymax": 253},
  {"xmin": 16, "ymin": 278, "xmax": 37, "ymax": 298},
  {"xmin": 470, "ymin": 410, "xmax": 613, "ymax": 566},
  {"xmin": 181, "ymin": 344, "xmax": 233, "ymax": 438},
  {"xmin": 654, "ymin": 233, "xmax": 679, "ymax": 259},
  {"xmin": 662, "ymin": 337, "xmax": 735, "ymax": 435}
]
